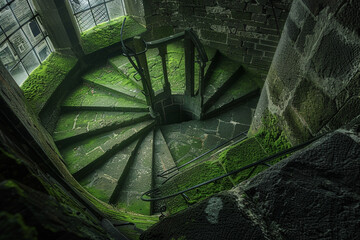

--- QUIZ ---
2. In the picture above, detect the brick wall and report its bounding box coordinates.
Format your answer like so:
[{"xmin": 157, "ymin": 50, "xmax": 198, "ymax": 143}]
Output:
[{"xmin": 147, "ymin": 0, "xmax": 292, "ymax": 72}]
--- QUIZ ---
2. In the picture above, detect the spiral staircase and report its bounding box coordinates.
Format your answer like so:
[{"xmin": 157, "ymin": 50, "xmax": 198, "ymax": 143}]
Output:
[{"xmin": 51, "ymin": 30, "xmax": 262, "ymax": 219}]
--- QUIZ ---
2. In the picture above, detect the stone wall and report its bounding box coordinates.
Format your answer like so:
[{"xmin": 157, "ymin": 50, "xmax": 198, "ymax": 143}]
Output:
[
  {"xmin": 250, "ymin": 0, "xmax": 360, "ymax": 144},
  {"xmin": 141, "ymin": 121, "xmax": 360, "ymax": 239},
  {"xmin": 146, "ymin": 0, "xmax": 292, "ymax": 72}
]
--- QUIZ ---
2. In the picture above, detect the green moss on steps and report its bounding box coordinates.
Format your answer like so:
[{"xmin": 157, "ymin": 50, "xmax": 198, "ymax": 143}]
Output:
[
  {"xmin": 219, "ymin": 113, "xmax": 292, "ymax": 184},
  {"xmin": 53, "ymin": 111, "xmax": 149, "ymax": 142},
  {"xmin": 160, "ymin": 158, "xmax": 233, "ymax": 214},
  {"xmin": 62, "ymin": 84, "xmax": 148, "ymax": 110},
  {"xmin": 81, "ymin": 16, "xmax": 146, "ymax": 54},
  {"xmin": 21, "ymin": 53, "xmax": 77, "ymax": 114},
  {"xmin": 83, "ymin": 64, "xmax": 145, "ymax": 102},
  {"xmin": 167, "ymin": 42, "xmax": 186, "ymax": 94},
  {"xmin": 60, "ymin": 120, "xmax": 154, "ymax": 175}
]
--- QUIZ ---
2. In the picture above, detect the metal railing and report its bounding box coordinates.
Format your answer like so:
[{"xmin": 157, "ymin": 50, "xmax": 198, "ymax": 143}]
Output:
[
  {"xmin": 141, "ymin": 134, "xmax": 325, "ymax": 202},
  {"xmin": 120, "ymin": 17, "xmax": 209, "ymax": 116},
  {"xmin": 157, "ymin": 130, "xmax": 249, "ymax": 185}
]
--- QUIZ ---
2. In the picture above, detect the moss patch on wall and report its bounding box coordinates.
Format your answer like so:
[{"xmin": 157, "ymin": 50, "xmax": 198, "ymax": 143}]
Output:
[
  {"xmin": 81, "ymin": 16, "xmax": 146, "ymax": 55},
  {"xmin": 21, "ymin": 53, "xmax": 77, "ymax": 114}
]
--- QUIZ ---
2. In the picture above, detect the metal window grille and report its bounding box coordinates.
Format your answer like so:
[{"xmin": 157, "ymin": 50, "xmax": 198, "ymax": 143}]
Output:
[
  {"xmin": 68, "ymin": 0, "xmax": 126, "ymax": 33},
  {"xmin": 0, "ymin": 0, "xmax": 54, "ymax": 85}
]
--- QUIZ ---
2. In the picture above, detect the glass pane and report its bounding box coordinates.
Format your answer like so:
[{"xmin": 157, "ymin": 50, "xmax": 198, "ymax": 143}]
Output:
[
  {"xmin": 0, "ymin": 6, "xmax": 19, "ymax": 36},
  {"xmin": 10, "ymin": 0, "xmax": 33, "ymax": 25},
  {"xmin": 0, "ymin": 40, "xmax": 18, "ymax": 70},
  {"xmin": 22, "ymin": 50, "xmax": 39, "ymax": 73},
  {"xmin": 46, "ymin": 37, "xmax": 54, "ymax": 52},
  {"xmin": 35, "ymin": 17, "xmax": 47, "ymax": 35},
  {"xmin": 92, "ymin": 4, "xmax": 109, "ymax": 25},
  {"xmin": 77, "ymin": 10, "xmax": 95, "ymax": 31},
  {"xmin": 89, "ymin": 0, "xmax": 104, "ymax": 7},
  {"xmin": 35, "ymin": 39, "xmax": 51, "ymax": 61},
  {"xmin": 22, "ymin": 19, "xmax": 43, "ymax": 46},
  {"xmin": 10, "ymin": 61, "xmax": 27, "ymax": 85},
  {"xmin": 70, "ymin": 0, "xmax": 90, "ymax": 14},
  {"xmin": 9, "ymin": 29, "xmax": 31, "ymax": 58},
  {"xmin": 107, "ymin": 0, "xmax": 125, "ymax": 19}
]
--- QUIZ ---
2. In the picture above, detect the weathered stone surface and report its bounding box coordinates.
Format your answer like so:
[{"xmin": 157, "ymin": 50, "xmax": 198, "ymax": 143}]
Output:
[
  {"xmin": 243, "ymin": 131, "xmax": 360, "ymax": 239},
  {"xmin": 117, "ymin": 131, "xmax": 154, "ymax": 215},
  {"xmin": 251, "ymin": 0, "xmax": 360, "ymax": 143},
  {"xmin": 140, "ymin": 194, "xmax": 266, "ymax": 240},
  {"xmin": 141, "ymin": 130, "xmax": 360, "ymax": 240},
  {"xmin": 291, "ymin": 78, "xmax": 337, "ymax": 134}
]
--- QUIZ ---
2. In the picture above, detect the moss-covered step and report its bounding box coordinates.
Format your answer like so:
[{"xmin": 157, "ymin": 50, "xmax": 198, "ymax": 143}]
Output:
[
  {"xmin": 111, "ymin": 48, "xmax": 167, "ymax": 94},
  {"xmin": 167, "ymin": 42, "xmax": 186, "ymax": 95},
  {"xmin": 61, "ymin": 84, "xmax": 148, "ymax": 112},
  {"xmin": 53, "ymin": 111, "xmax": 151, "ymax": 147},
  {"xmin": 81, "ymin": 16, "xmax": 147, "ymax": 55},
  {"xmin": 116, "ymin": 131, "xmax": 154, "ymax": 215},
  {"xmin": 205, "ymin": 70, "xmax": 261, "ymax": 119},
  {"xmin": 194, "ymin": 46, "xmax": 218, "ymax": 94},
  {"xmin": 82, "ymin": 63, "xmax": 146, "ymax": 103},
  {"xmin": 152, "ymin": 128, "xmax": 178, "ymax": 213},
  {"xmin": 219, "ymin": 113, "xmax": 292, "ymax": 184},
  {"xmin": 108, "ymin": 54, "xmax": 144, "ymax": 91},
  {"xmin": 158, "ymin": 156, "xmax": 234, "ymax": 214},
  {"xmin": 161, "ymin": 120, "xmax": 222, "ymax": 168},
  {"xmin": 79, "ymin": 139, "xmax": 141, "ymax": 203},
  {"xmin": 21, "ymin": 53, "xmax": 78, "ymax": 114},
  {"xmin": 203, "ymin": 54, "xmax": 243, "ymax": 110},
  {"xmin": 109, "ymin": 42, "xmax": 187, "ymax": 95},
  {"xmin": 60, "ymin": 120, "xmax": 155, "ymax": 180}
]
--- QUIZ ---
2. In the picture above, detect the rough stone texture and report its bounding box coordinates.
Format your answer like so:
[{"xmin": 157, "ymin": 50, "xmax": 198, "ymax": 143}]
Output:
[
  {"xmin": 146, "ymin": 0, "xmax": 293, "ymax": 72},
  {"xmin": 250, "ymin": 0, "xmax": 360, "ymax": 144},
  {"xmin": 117, "ymin": 131, "xmax": 154, "ymax": 215},
  {"xmin": 141, "ymin": 128, "xmax": 360, "ymax": 240},
  {"xmin": 161, "ymin": 96, "xmax": 258, "ymax": 166},
  {"xmin": 140, "ymin": 194, "xmax": 266, "ymax": 240}
]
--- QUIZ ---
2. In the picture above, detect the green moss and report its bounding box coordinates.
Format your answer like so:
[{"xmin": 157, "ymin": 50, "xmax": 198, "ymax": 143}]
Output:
[
  {"xmin": 167, "ymin": 42, "xmax": 186, "ymax": 94},
  {"xmin": 161, "ymin": 159, "xmax": 233, "ymax": 213},
  {"xmin": 219, "ymin": 112, "xmax": 292, "ymax": 184},
  {"xmin": 81, "ymin": 16, "xmax": 146, "ymax": 54},
  {"xmin": 21, "ymin": 52, "xmax": 77, "ymax": 114},
  {"xmin": 0, "ymin": 212, "xmax": 38, "ymax": 240}
]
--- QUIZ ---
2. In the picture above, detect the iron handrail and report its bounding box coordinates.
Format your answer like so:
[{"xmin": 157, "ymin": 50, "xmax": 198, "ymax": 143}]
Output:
[
  {"xmin": 141, "ymin": 134, "xmax": 325, "ymax": 202},
  {"xmin": 145, "ymin": 30, "xmax": 208, "ymax": 66}
]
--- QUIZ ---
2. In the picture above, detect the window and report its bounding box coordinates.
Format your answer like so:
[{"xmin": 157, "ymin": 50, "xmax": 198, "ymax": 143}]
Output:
[
  {"xmin": 68, "ymin": 0, "xmax": 126, "ymax": 32},
  {"xmin": 0, "ymin": 0, "xmax": 53, "ymax": 85}
]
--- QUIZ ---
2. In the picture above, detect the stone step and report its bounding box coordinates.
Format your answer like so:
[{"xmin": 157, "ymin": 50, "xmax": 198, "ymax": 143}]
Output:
[
  {"xmin": 158, "ymin": 156, "xmax": 233, "ymax": 215},
  {"xmin": 204, "ymin": 70, "xmax": 261, "ymax": 119},
  {"xmin": 116, "ymin": 130, "xmax": 154, "ymax": 215},
  {"xmin": 160, "ymin": 120, "xmax": 219, "ymax": 167},
  {"xmin": 79, "ymin": 139, "xmax": 141, "ymax": 203},
  {"xmin": 194, "ymin": 46, "xmax": 218, "ymax": 94},
  {"xmin": 152, "ymin": 128, "xmax": 178, "ymax": 214},
  {"xmin": 108, "ymin": 54, "xmax": 144, "ymax": 90},
  {"xmin": 61, "ymin": 84, "xmax": 148, "ymax": 112},
  {"xmin": 203, "ymin": 54, "xmax": 243, "ymax": 107},
  {"xmin": 53, "ymin": 111, "xmax": 151, "ymax": 148},
  {"xmin": 82, "ymin": 63, "xmax": 146, "ymax": 103},
  {"xmin": 167, "ymin": 42, "xmax": 186, "ymax": 95},
  {"xmin": 60, "ymin": 120, "xmax": 155, "ymax": 180}
]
